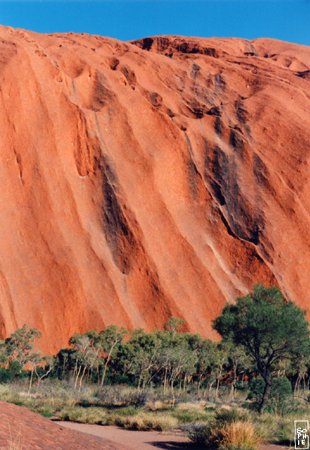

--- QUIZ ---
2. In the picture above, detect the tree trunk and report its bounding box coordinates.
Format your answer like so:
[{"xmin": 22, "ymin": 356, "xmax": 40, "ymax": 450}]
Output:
[
  {"xmin": 74, "ymin": 365, "xmax": 82, "ymax": 390},
  {"xmin": 208, "ymin": 380, "xmax": 214, "ymax": 400},
  {"xmin": 100, "ymin": 344, "xmax": 116, "ymax": 386},
  {"xmin": 101, "ymin": 359, "xmax": 110, "ymax": 386},
  {"xmin": 294, "ymin": 373, "xmax": 301, "ymax": 395},
  {"xmin": 137, "ymin": 374, "xmax": 142, "ymax": 391},
  {"xmin": 215, "ymin": 368, "xmax": 222, "ymax": 400},
  {"xmin": 28, "ymin": 368, "xmax": 34, "ymax": 394},
  {"xmin": 230, "ymin": 383, "xmax": 235, "ymax": 400},
  {"xmin": 35, "ymin": 365, "xmax": 53, "ymax": 386},
  {"xmin": 163, "ymin": 368, "xmax": 167, "ymax": 396},
  {"xmin": 197, "ymin": 378, "xmax": 201, "ymax": 396},
  {"xmin": 62, "ymin": 357, "xmax": 67, "ymax": 379},
  {"xmin": 79, "ymin": 366, "xmax": 87, "ymax": 390},
  {"xmin": 230, "ymin": 365, "xmax": 237, "ymax": 400},
  {"xmin": 258, "ymin": 375, "xmax": 272, "ymax": 413},
  {"xmin": 170, "ymin": 378, "xmax": 175, "ymax": 405},
  {"xmin": 302, "ymin": 375, "xmax": 306, "ymax": 391},
  {"xmin": 73, "ymin": 362, "xmax": 78, "ymax": 379}
]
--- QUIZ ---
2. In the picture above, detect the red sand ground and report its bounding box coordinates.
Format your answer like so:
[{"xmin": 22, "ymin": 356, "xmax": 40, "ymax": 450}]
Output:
[{"xmin": 0, "ymin": 26, "xmax": 309, "ymax": 352}]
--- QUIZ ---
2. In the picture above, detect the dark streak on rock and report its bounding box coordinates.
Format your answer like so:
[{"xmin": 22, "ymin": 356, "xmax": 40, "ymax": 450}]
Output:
[
  {"xmin": 214, "ymin": 116, "xmax": 222, "ymax": 135},
  {"xmin": 101, "ymin": 158, "xmax": 136, "ymax": 274},
  {"xmin": 295, "ymin": 70, "xmax": 310, "ymax": 80},
  {"xmin": 229, "ymin": 128, "xmax": 244, "ymax": 156},
  {"xmin": 187, "ymin": 159, "xmax": 199, "ymax": 197},
  {"xmin": 166, "ymin": 108, "xmax": 175, "ymax": 118},
  {"xmin": 176, "ymin": 43, "xmax": 217, "ymax": 57},
  {"xmin": 235, "ymin": 98, "xmax": 248, "ymax": 124},
  {"xmin": 207, "ymin": 106, "xmax": 221, "ymax": 116},
  {"xmin": 205, "ymin": 145, "xmax": 264, "ymax": 245},
  {"xmin": 253, "ymin": 153, "xmax": 271, "ymax": 190},
  {"xmin": 110, "ymin": 58, "xmax": 120, "ymax": 70},
  {"xmin": 90, "ymin": 72, "xmax": 114, "ymax": 112},
  {"xmin": 187, "ymin": 99, "xmax": 208, "ymax": 119},
  {"xmin": 149, "ymin": 92, "xmax": 163, "ymax": 107},
  {"xmin": 120, "ymin": 65, "xmax": 136, "ymax": 86},
  {"xmin": 184, "ymin": 131, "xmax": 200, "ymax": 197},
  {"xmin": 136, "ymin": 37, "xmax": 154, "ymax": 50},
  {"xmin": 214, "ymin": 73, "xmax": 226, "ymax": 93},
  {"xmin": 191, "ymin": 63, "xmax": 200, "ymax": 79}
]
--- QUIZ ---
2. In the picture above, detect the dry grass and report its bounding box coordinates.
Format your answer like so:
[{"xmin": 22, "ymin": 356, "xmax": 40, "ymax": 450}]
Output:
[
  {"xmin": 177, "ymin": 401, "xmax": 206, "ymax": 411},
  {"xmin": 57, "ymin": 405, "xmax": 179, "ymax": 430},
  {"xmin": 219, "ymin": 421, "xmax": 260, "ymax": 450},
  {"xmin": 58, "ymin": 406, "xmax": 108, "ymax": 425},
  {"xmin": 254, "ymin": 411, "xmax": 310, "ymax": 445},
  {"xmin": 145, "ymin": 400, "xmax": 170, "ymax": 411},
  {"xmin": 114, "ymin": 412, "xmax": 178, "ymax": 431}
]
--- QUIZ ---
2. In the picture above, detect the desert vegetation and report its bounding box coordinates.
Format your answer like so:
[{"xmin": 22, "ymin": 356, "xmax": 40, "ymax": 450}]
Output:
[{"xmin": 0, "ymin": 285, "xmax": 309, "ymax": 448}]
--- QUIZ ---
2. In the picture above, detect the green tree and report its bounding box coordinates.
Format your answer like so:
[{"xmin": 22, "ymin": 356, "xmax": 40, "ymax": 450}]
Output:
[
  {"xmin": 157, "ymin": 332, "xmax": 198, "ymax": 401},
  {"xmin": 222, "ymin": 340, "xmax": 251, "ymax": 399},
  {"xmin": 249, "ymin": 377, "xmax": 292, "ymax": 414},
  {"xmin": 99, "ymin": 325, "xmax": 126, "ymax": 386},
  {"xmin": 164, "ymin": 317, "xmax": 185, "ymax": 335},
  {"xmin": 125, "ymin": 329, "xmax": 161, "ymax": 390},
  {"xmin": 0, "ymin": 339, "xmax": 6, "ymax": 365},
  {"xmin": 209, "ymin": 343, "xmax": 228, "ymax": 400},
  {"xmin": 4, "ymin": 325, "xmax": 41, "ymax": 375},
  {"xmin": 54, "ymin": 348, "xmax": 76, "ymax": 380},
  {"xmin": 69, "ymin": 331, "xmax": 100, "ymax": 389},
  {"xmin": 213, "ymin": 285, "xmax": 310, "ymax": 412},
  {"xmin": 195, "ymin": 339, "xmax": 216, "ymax": 394}
]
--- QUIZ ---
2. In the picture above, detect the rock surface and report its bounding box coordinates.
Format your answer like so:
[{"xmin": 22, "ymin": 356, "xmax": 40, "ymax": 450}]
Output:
[
  {"xmin": 0, "ymin": 401, "xmax": 129, "ymax": 449},
  {"xmin": 0, "ymin": 26, "xmax": 309, "ymax": 352}
]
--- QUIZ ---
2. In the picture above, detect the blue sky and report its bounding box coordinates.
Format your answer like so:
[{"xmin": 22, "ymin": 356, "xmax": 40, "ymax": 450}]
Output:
[{"xmin": 0, "ymin": 1, "xmax": 309, "ymax": 45}]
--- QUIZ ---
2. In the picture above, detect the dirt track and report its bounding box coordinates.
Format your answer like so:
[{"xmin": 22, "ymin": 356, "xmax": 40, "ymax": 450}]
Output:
[
  {"xmin": 56, "ymin": 422, "xmax": 196, "ymax": 449},
  {"xmin": 57, "ymin": 422, "xmax": 290, "ymax": 450}
]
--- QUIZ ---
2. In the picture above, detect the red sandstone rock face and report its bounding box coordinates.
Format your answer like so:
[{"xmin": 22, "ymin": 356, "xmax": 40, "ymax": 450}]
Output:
[
  {"xmin": 0, "ymin": 401, "xmax": 129, "ymax": 449},
  {"xmin": 0, "ymin": 27, "xmax": 309, "ymax": 352}
]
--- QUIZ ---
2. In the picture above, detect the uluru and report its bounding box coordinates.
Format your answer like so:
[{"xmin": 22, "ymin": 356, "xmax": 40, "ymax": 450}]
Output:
[{"xmin": 0, "ymin": 25, "xmax": 309, "ymax": 352}]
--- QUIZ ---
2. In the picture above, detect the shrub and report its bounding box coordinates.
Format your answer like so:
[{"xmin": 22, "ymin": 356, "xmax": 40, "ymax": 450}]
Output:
[
  {"xmin": 112, "ymin": 405, "xmax": 140, "ymax": 416},
  {"xmin": 173, "ymin": 408, "xmax": 211, "ymax": 424},
  {"xmin": 145, "ymin": 400, "xmax": 167, "ymax": 411},
  {"xmin": 96, "ymin": 385, "xmax": 150, "ymax": 406},
  {"xmin": 215, "ymin": 408, "xmax": 250, "ymax": 425},
  {"xmin": 0, "ymin": 368, "xmax": 14, "ymax": 383},
  {"xmin": 184, "ymin": 422, "xmax": 215, "ymax": 446},
  {"xmin": 255, "ymin": 413, "xmax": 294, "ymax": 445},
  {"xmin": 115, "ymin": 412, "xmax": 178, "ymax": 431},
  {"xmin": 58, "ymin": 406, "xmax": 108, "ymax": 424},
  {"xmin": 186, "ymin": 408, "xmax": 259, "ymax": 449},
  {"xmin": 218, "ymin": 421, "xmax": 260, "ymax": 450},
  {"xmin": 248, "ymin": 378, "xmax": 292, "ymax": 414}
]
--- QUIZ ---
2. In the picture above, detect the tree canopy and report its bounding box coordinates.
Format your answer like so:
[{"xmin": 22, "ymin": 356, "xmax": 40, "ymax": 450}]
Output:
[{"xmin": 213, "ymin": 285, "xmax": 310, "ymax": 411}]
